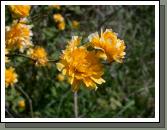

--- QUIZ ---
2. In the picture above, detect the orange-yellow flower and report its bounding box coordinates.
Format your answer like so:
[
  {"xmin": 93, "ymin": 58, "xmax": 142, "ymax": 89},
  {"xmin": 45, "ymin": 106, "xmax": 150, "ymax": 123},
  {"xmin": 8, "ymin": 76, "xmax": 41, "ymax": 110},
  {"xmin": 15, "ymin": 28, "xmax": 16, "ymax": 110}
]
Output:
[
  {"xmin": 53, "ymin": 14, "xmax": 66, "ymax": 30},
  {"xmin": 18, "ymin": 99, "xmax": 26, "ymax": 109},
  {"xmin": 72, "ymin": 20, "xmax": 79, "ymax": 29},
  {"xmin": 5, "ymin": 67, "xmax": 18, "ymax": 87},
  {"xmin": 53, "ymin": 14, "xmax": 64, "ymax": 23},
  {"xmin": 56, "ymin": 36, "xmax": 105, "ymax": 92},
  {"xmin": 9, "ymin": 5, "xmax": 31, "ymax": 18},
  {"xmin": 49, "ymin": 5, "xmax": 61, "ymax": 10},
  {"xmin": 88, "ymin": 29, "xmax": 126, "ymax": 63},
  {"xmin": 57, "ymin": 21, "xmax": 65, "ymax": 30},
  {"xmin": 5, "ymin": 21, "xmax": 33, "ymax": 52},
  {"xmin": 27, "ymin": 47, "xmax": 48, "ymax": 66}
]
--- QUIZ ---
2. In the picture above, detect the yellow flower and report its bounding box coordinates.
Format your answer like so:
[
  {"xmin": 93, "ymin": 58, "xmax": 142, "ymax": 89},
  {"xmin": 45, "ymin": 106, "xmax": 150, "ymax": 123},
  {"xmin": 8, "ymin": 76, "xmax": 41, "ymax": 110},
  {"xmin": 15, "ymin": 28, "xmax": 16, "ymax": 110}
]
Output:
[
  {"xmin": 88, "ymin": 29, "xmax": 126, "ymax": 63},
  {"xmin": 57, "ymin": 21, "xmax": 65, "ymax": 30},
  {"xmin": 5, "ymin": 48, "xmax": 10, "ymax": 63},
  {"xmin": 72, "ymin": 20, "xmax": 79, "ymax": 29},
  {"xmin": 27, "ymin": 47, "xmax": 48, "ymax": 66},
  {"xmin": 53, "ymin": 14, "xmax": 65, "ymax": 30},
  {"xmin": 56, "ymin": 73, "xmax": 65, "ymax": 81},
  {"xmin": 9, "ymin": 5, "xmax": 31, "ymax": 18},
  {"xmin": 5, "ymin": 21, "xmax": 33, "ymax": 52},
  {"xmin": 56, "ymin": 36, "xmax": 105, "ymax": 92},
  {"xmin": 49, "ymin": 5, "xmax": 61, "ymax": 10},
  {"xmin": 53, "ymin": 14, "xmax": 64, "ymax": 23},
  {"xmin": 18, "ymin": 99, "xmax": 25, "ymax": 109},
  {"xmin": 5, "ymin": 67, "xmax": 18, "ymax": 87}
]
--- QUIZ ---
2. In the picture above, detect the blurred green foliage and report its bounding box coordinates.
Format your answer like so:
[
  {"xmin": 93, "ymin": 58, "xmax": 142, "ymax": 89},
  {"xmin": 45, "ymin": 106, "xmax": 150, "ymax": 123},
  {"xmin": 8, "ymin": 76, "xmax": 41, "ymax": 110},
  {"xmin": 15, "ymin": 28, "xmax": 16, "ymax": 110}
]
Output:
[{"xmin": 5, "ymin": 5, "xmax": 155, "ymax": 118}]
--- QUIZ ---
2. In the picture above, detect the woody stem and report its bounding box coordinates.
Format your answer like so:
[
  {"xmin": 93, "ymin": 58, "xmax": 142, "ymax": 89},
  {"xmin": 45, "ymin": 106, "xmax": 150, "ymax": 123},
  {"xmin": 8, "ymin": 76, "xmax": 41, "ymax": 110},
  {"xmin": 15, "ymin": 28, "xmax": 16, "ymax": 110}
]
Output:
[{"xmin": 74, "ymin": 92, "xmax": 78, "ymax": 118}]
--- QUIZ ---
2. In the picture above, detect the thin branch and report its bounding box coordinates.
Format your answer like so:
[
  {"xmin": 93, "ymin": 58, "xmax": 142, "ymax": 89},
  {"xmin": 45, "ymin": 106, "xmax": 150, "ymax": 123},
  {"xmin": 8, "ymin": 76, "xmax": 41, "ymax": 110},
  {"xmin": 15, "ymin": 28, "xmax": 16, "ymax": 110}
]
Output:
[
  {"xmin": 5, "ymin": 108, "xmax": 14, "ymax": 118},
  {"xmin": 47, "ymin": 59, "xmax": 59, "ymax": 63},
  {"xmin": 7, "ymin": 53, "xmax": 33, "ymax": 61},
  {"xmin": 6, "ymin": 53, "xmax": 59, "ymax": 63},
  {"xmin": 74, "ymin": 92, "xmax": 78, "ymax": 118},
  {"xmin": 15, "ymin": 86, "xmax": 33, "ymax": 118}
]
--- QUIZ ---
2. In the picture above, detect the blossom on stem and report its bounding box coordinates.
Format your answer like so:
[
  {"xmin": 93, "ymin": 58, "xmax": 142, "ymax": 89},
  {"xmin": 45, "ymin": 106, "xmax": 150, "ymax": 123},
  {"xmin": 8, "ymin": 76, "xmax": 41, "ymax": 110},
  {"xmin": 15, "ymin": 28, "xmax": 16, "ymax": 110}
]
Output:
[
  {"xmin": 9, "ymin": 5, "xmax": 31, "ymax": 18},
  {"xmin": 5, "ymin": 67, "xmax": 18, "ymax": 87},
  {"xmin": 5, "ymin": 21, "xmax": 33, "ymax": 52},
  {"xmin": 56, "ymin": 36, "xmax": 105, "ymax": 92},
  {"xmin": 27, "ymin": 46, "xmax": 48, "ymax": 66},
  {"xmin": 88, "ymin": 29, "xmax": 126, "ymax": 63}
]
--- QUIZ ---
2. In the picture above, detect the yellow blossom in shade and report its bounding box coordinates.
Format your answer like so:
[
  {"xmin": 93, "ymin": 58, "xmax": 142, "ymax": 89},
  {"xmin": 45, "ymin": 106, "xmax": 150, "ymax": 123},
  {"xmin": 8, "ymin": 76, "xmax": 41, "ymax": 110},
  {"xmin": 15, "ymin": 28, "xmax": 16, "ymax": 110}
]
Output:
[
  {"xmin": 57, "ymin": 21, "xmax": 65, "ymax": 30},
  {"xmin": 88, "ymin": 29, "xmax": 126, "ymax": 63},
  {"xmin": 5, "ymin": 67, "xmax": 18, "ymax": 87},
  {"xmin": 49, "ymin": 5, "xmax": 61, "ymax": 10},
  {"xmin": 9, "ymin": 5, "xmax": 31, "ymax": 18},
  {"xmin": 27, "ymin": 47, "xmax": 48, "ymax": 66},
  {"xmin": 53, "ymin": 14, "xmax": 64, "ymax": 23},
  {"xmin": 56, "ymin": 73, "xmax": 65, "ymax": 81},
  {"xmin": 72, "ymin": 20, "xmax": 79, "ymax": 29},
  {"xmin": 56, "ymin": 36, "xmax": 105, "ymax": 92},
  {"xmin": 18, "ymin": 99, "xmax": 25, "ymax": 109},
  {"xmin": 5, "ymin": 21, "xmax": 33, "ymax": 52},
  {"xmin": 5, "ymin": 48, "xmax": 10, "ymax": 63}
]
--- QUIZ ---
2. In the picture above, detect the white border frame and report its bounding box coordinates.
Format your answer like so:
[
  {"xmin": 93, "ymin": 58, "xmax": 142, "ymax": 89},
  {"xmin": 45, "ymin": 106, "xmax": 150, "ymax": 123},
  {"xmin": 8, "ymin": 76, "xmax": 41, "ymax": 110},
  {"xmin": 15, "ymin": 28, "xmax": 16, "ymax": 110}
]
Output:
[{"xmin": 1, "ymin": 1, "xmax": 159, "ymax": 122}]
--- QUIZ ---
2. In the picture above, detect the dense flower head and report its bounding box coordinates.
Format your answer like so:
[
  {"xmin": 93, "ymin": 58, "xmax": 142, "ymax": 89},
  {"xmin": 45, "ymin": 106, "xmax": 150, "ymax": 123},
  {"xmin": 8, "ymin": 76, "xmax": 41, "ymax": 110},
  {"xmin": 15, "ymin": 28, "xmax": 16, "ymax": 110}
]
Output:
[
  {"xmin": 5, "ymin": 67, "xmax": 18, "ymax": 87},
  {"xmin": 5, "ymin": 21, "xmax": 33, "ymax": 52},
  {"xmin": 88, "ymin": 29, "xmax": 126, "ymax": 63},
  {"xmin": 72, "ymin": 20, "xmax": 79, "ymax": 29},
  {"xmin": 9, "ymin": 5, "xmax": 31, "ymax": 18},
  {"xmin": 56, "ymin": 36, "xmax": 105, "ymax": 92},
  {"xmin": 27, "ymin": 47, "xmax": 48, "ymax": 66},
  {"xmin": 53, "ymin": 14, "xmax": 64, "ymax": 23}
]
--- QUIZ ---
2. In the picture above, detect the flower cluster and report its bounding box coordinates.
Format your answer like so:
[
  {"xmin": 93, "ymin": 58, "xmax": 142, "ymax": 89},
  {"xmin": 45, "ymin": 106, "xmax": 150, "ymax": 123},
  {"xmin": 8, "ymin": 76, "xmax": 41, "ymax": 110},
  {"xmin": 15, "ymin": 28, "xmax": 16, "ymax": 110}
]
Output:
[
  {"xmin": 5, "ymin": 5, "xmax": 126, "ymax": 93},
  {"xmin": 56, "ymin": 30, "xmax": 126, "ymax": 92},
  {"xmin": 5, "ymin": 5, "xmax": 33, "ymax": 88},
  {"xmin": 53, "ymin": 13, "xmax": 65, "ymax": 30}
]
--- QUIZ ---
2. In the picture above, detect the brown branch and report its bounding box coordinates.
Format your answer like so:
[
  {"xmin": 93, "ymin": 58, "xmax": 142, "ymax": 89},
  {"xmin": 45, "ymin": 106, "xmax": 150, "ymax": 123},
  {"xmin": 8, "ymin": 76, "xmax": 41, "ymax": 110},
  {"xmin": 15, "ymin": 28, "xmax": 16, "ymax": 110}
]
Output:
[
  {"xmin": 15, "ymin": 86, "xmax": 33, "ymax": 118},
  {"xmin": 74, "ymin": 92, "xmax": 78, "ymax": 118},
  {"xmin": 6, "ymin": 53, "xmax": 59, "ymax": 63}
]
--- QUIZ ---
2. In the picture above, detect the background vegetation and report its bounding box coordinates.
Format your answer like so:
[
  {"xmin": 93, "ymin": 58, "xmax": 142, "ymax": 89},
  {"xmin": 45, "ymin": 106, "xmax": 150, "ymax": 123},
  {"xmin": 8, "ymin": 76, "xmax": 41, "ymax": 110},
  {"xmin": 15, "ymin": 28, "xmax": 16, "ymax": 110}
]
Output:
[{"xmin": 5, "ymin": 5, "xmax": 155, "ymax": 118}]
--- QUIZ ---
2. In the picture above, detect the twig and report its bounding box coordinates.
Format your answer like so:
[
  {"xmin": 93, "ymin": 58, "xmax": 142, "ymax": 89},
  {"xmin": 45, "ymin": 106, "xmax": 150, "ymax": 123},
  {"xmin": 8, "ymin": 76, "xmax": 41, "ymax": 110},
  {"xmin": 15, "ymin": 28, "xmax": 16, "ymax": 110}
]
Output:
[
  {"xmin": 6, "ymin": 53, "xmax": 59, "ymax": 63},
  {"xmin": 74, "ymin": 92, "xmax": 78, "ymax": 118},
  {"xmin": 15, "ymin": 86, "xmax": 33, "ymax": 117},
  {"xmin": 47, "ymin": 59, "xmax": 59, "ymax": 63},
  {"xmin": 5, "ymin": 108, "xmax": 14, "ymax": 118},
  {"xmin": 7, "ymin": 53, "xmax": 33, "ymax": 61}
]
